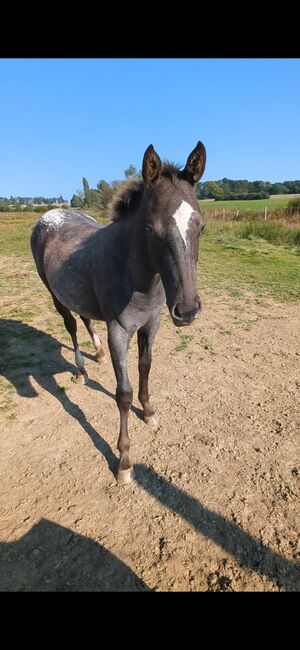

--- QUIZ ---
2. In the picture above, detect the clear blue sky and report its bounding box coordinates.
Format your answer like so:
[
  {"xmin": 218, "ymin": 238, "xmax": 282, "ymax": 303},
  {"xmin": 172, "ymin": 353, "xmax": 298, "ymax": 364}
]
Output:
[{"xmin": 0, "ymin": 58, "xmax": 299, "ymax": 200}]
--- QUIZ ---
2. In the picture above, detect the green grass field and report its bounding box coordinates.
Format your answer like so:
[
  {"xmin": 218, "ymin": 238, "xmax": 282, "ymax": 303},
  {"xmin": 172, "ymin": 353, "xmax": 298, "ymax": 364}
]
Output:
[
  {"xmin": 198, "ymin": 194, "xmax": 300, "ymax": 212},
  {"xmin": 199, "ymin": 220, "xmax": 300, "ymax": 302},
  {"xmin": 0, "ymin": 210, "xmax": 300, "ymax": 306}
]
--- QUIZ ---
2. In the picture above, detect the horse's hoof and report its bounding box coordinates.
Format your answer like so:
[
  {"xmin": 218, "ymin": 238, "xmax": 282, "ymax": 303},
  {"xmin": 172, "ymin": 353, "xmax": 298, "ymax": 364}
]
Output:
[
  {"xmin": 95, "ymin": 351, "xmax": 108, "ymax": 364},
  {"xmin": 117, "ymin": 466, "xmax": 135, "ymax": 485},
  {"xmin": 144, "ymin": 414, "xmax": 160, "ymax": 431}
]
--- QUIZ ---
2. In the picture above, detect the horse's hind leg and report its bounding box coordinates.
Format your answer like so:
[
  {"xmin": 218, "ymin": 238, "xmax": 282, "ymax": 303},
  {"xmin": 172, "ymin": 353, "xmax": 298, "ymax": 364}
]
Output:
[
  {"xmin": 51, "ymin": 295, "xmax": 88, "ymax": 384},
  {"xmin": 80, "ymin": 316, "xmax": 106, "ymax": 363}
]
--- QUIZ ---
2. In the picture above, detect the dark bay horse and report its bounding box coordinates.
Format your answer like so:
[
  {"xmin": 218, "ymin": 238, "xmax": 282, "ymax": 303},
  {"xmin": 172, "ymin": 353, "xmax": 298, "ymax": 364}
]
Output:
[{"xmin": 31, "ymin": 142, "xmax": 206, "ymax": 484}]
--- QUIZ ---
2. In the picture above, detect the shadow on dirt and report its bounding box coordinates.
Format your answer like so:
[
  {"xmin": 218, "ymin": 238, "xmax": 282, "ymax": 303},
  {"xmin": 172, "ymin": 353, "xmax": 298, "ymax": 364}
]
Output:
[
  {"xmin": 1, "ymin": 319, "xmax": 299, "ymax": 592},
  {"xmin": 134, "ymin": 464, "xmax": 300, "ymax": 592},
  {"xmin": 0, "ymin": 518, "xmax": 151, "ymax": 591}
]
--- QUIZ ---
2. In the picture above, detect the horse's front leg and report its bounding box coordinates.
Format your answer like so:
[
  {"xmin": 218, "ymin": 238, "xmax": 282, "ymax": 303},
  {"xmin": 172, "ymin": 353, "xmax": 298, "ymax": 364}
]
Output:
[
  {"xmin": 108, "ymin": 321, "xmax": 134, "ymax": 485},
  {"xmin": 138, "ymin": 313, "xmax": 160, "ymax": 432}
]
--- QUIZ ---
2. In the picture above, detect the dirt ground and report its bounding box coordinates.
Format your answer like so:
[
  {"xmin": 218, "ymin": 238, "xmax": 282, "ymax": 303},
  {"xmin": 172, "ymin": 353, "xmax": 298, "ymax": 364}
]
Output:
[{"xmin": 0, "ymin": 289, "xmax": 299, "ymax": 591}]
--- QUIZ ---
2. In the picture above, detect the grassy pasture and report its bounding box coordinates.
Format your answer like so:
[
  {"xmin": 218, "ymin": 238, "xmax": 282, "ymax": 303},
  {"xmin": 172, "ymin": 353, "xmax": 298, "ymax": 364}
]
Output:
[
  {"xmin": 0, "ymin": 209, "xmax": 300, "ymax": 310},
  {"xmin": 199, "ymin": 193, "xmax": 300, "ymax": 211}
]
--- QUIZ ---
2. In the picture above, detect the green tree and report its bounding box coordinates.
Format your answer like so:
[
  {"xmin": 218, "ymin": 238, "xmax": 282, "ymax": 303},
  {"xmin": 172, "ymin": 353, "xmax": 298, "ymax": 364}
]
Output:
[
  {"xmin": 97, "ymin": 180, "xmax": 113, "ymax": 209},
  {"xmin": 205, "ymin": 182, "xmax": 224, "ymax": 199},
  {"xmin": 71, "ymin": 193, "xmax": 83, "ymax": 208},
  {"xmin": 82, "ymin": 177, "xmax": 93, "ymax": 206},
  {"xmin": 270, "ymin": 183, "xmax": 289, "ymax": 195},
  {"xmin": 288, "ymin": 197, "xmax": 300, "ymax": 213},
  {"xmin": 124, "ymin": 165, "xmax": 138, "ymax": 179}
]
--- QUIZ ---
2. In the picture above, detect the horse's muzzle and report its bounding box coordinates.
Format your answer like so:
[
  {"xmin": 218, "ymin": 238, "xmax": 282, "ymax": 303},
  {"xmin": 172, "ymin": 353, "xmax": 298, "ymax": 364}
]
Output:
[{"xmin": 171, "ymin": 298, "xmax": 202, "ymax": 326}]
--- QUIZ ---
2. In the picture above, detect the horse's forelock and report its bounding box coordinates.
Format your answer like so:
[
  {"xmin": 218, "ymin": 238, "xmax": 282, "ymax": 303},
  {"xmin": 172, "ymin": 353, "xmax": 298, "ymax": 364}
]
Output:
[{"xmin": 109, "ymin": 162, "xmax": 183, "ymax": 222}]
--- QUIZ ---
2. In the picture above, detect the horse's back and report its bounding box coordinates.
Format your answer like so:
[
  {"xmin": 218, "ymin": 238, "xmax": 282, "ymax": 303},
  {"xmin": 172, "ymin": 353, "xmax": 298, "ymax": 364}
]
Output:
[
  {"xmin": 39, "ymin": 208, "xmax": 100, "ymax": 229},
  {"xmin": 31, "ymin": 207, "xmax": 100, "ymax": 248},
  {"xmin": 31, "ymin": 208, "xmax": 101, "ymax": 265}
]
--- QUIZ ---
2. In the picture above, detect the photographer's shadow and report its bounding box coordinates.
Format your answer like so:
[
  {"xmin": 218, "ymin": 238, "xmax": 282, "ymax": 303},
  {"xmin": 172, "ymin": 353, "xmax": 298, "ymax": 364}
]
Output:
[{"xmin": 0, "ymin": 518, "xmax": 151, "ymax": 591}]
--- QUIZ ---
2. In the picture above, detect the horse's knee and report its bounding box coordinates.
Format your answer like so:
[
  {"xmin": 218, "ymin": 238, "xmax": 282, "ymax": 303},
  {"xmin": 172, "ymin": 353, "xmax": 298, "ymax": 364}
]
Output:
[{"xmin": 116, "ymin": 386, "xmax": 133, "ymax": 411}]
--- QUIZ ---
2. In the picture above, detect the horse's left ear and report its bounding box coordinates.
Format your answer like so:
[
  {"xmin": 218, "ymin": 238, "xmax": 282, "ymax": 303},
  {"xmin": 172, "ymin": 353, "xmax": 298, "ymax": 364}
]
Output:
[
  {"xmin": 182, "ymin": 141, "xmax": 206, "ymax": 185},
  {"xmin": 142, "ymin": 145, "xmax": 162, "ymax": 188}
]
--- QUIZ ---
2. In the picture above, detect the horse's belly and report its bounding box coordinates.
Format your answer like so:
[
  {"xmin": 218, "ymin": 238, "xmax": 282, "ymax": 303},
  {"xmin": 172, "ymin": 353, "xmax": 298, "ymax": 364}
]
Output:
[
  {"xmin": 52, "ymin": 283, "xmax": 103, "ymax": 320},
  {"xmin": 47, "ymin": 265, "xmax": 104, "ymax": 320}
]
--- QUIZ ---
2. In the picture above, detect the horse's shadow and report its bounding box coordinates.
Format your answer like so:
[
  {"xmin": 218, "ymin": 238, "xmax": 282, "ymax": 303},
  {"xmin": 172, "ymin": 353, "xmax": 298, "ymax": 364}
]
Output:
[{"xmin": 0, "ymin": 318, "xmax": 120, "ymax": 477}]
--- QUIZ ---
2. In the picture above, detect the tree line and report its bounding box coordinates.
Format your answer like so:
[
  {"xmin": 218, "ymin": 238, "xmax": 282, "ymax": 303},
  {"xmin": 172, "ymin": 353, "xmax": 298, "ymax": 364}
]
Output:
[
  {"xmin": 72, "ymin": 169, "xmax": 300, "ymax": 210},
  {"xmin": 0, "ymin": 195, "xmax": 68, "ymax": 212},
  {"xmin": 196, "ymin": 179, "xmax": 300, "ymax": 201},
  {"xmin": 1, "ymin": 168, "xmax": 300, "ymax": 214}
]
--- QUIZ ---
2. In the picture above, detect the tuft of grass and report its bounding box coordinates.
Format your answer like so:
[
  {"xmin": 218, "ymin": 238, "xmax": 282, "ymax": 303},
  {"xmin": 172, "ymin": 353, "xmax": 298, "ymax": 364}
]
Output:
[
  {"xmin": 7, "ymin": 307, "xmax": 38, "ymax": 322},
  {"xmin": 7, "ymin": 412, "xmax": 17, "ymax": 420},
  {"xmin": 175, "ymin": 333, "xmax": 194, "ymax": 352},
  {"xmin": 203, "ymin": 340, "xmax": 217, "ymax": 356},
  {"xmin": 45, "ymin": 318, "xmax": 56, "ymax": 333},
  {"xmin": 0, "ymin": 380, "xmax": 15, "ymax": 412},
  {"xmin": 219, "ymin": 327, "xmax": 232, "ymax": 336}
]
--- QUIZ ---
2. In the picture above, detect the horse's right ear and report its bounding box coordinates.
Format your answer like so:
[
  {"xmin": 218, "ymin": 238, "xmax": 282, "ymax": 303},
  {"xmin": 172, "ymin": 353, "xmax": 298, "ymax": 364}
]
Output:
[
  {"xmin": 142, "ymin": 145, "xmax": 162, "ymax": 188},
  {"xmin": 182, "ymin": 141, "xmax": 206, "ymax": 185}
]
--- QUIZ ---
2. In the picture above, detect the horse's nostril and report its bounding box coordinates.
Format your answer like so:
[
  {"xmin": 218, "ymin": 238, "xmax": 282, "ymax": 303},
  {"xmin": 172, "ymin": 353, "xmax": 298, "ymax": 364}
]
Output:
[
  {"xmin": 173, "ymin": 304, "xmax": 181, "ymax": 320},
  {"xmin": 172, "ymin": 300, "xmax": 201, "ymax": 324}
]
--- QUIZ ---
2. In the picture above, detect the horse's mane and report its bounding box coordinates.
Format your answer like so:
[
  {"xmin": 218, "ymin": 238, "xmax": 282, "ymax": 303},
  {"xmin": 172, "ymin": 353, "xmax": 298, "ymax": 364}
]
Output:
[{"xmin": 108, "ymin": 161, "xmax": 182, "ymax": 222}]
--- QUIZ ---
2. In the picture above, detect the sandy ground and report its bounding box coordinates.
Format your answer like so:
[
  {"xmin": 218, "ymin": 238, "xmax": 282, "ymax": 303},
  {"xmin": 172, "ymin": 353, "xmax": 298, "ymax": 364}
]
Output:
[{"xmin": 0, "ymin": 291, "xmax": 299, "ymax": 591}]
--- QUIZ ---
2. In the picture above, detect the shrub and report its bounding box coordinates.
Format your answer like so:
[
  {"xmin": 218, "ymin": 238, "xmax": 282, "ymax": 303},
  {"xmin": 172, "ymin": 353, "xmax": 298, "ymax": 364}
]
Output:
[{"xmin": 288, "ymin": 198, "xmax": 300, "ymax": 214}]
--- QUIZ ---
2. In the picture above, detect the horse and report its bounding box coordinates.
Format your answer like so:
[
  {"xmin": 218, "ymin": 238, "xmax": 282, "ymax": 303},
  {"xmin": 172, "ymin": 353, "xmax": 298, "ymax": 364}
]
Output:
[{"xmin": 31, "ymin": 142, "xmax": 206, "ymax": 484}]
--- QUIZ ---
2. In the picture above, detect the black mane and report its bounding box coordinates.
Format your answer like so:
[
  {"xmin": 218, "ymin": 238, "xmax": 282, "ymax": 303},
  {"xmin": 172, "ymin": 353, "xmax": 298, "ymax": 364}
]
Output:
[{"xmin": 109, "ymin": 161, "xmax": 183, "ymax": 221}]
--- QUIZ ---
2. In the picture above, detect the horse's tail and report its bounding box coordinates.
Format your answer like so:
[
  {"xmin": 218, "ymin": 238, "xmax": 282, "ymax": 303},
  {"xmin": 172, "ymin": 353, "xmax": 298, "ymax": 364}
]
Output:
[{"xmin": 30, "ymin": 218, "xmax": 50, "ymax": 288}]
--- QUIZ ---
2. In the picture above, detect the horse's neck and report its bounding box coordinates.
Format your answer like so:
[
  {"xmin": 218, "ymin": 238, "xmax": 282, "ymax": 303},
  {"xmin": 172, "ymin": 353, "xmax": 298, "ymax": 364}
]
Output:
[{"xmin": 124, "ymin": 215, "xmax": 157, "ymax": 293}]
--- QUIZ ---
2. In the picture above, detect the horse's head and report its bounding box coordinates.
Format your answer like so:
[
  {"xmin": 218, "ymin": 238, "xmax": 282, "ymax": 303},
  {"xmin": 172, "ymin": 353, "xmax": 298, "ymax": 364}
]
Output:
[{"xmin": 141, "ymin": 142, "xmax": 206, "ymax": 326}]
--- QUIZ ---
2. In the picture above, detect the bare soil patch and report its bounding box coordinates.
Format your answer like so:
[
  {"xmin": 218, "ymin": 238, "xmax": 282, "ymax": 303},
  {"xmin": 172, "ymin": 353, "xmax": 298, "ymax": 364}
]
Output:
[{"xmin": 0, "ymin": 289, "xmax": 299, "ymax": 591}]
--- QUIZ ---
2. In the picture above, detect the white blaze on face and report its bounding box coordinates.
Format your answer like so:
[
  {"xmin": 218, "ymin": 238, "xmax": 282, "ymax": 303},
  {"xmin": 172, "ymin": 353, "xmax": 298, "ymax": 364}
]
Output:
[{"xmin": 172, "ymin": 200, "xmax": 194, "ymax": 246}]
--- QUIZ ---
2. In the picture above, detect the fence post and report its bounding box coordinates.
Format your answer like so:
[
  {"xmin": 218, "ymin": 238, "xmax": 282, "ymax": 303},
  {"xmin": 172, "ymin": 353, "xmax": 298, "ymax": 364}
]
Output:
[
  {"xmin": 264, "ymin": 206, "xmax": 268, "ymax": 221},
  {"xmin": 236, "ymin": 209, "xmax": 239, "ymax": 218},
  {"xmin": 223, "ymin": 207, "xmax": 225, "ymax": 218}
]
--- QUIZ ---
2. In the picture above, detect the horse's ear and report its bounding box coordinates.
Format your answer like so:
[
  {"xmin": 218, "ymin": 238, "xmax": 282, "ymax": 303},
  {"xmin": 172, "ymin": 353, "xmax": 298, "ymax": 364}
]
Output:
[
  {"xmin": 142, "ymin": 145, "xmax": 162, "ymax": 188},
  {"xmin": 182, "ymin": 141, "xmax": 206, "ymax": 185}
]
